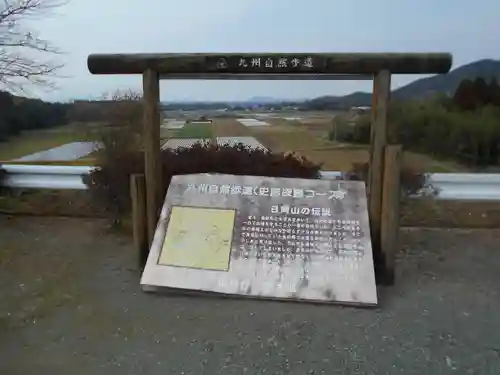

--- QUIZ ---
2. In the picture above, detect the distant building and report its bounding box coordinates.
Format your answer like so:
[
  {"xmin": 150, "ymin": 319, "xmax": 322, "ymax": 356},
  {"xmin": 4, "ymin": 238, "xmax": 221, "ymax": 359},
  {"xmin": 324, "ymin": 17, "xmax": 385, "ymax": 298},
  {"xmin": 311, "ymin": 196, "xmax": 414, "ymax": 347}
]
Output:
[
  {"xmin": 348, "ymin": 106, "xmax": 371, "ymax": 118},
  {"xmin": 351, "ymin": 106, "xmax": 371, "ymax": 112}
]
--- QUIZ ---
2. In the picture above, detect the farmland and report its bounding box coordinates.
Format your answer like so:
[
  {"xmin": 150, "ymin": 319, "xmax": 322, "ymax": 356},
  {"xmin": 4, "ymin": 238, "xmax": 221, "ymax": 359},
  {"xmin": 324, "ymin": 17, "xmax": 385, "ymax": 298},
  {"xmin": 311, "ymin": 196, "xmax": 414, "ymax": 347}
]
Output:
[
  {"xmin": 1, "ymin": 110, "xmax": 497, "ymax": 227},
  {"xmin": 0, "ymin": 122, "xmax": 103, "ymax": 163},
  {"xmin": 156, "ymin": 111, "xmax": 464, "ymax": 172},
  {"xmin": 0, "ymin": 110, "xmax": 467, "ymax": 172}
]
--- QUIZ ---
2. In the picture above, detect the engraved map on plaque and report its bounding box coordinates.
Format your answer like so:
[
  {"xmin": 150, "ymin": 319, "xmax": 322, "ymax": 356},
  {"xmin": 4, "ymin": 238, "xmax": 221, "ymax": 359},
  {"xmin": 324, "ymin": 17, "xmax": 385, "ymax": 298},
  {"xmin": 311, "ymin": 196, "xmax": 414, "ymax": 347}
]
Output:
[
  {"xmin": 141, "ymin": 174, "xmax": 378, "ymax": 306},
  {"xmin": 158, "ymin": 206, "xmax": 235, "ymax": 271}
]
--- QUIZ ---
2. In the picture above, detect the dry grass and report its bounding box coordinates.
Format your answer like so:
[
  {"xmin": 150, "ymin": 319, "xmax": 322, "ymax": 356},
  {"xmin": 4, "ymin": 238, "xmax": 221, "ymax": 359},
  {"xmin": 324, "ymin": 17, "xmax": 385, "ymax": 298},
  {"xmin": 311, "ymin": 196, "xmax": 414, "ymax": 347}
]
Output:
[
  {"xmin": 299, "ymin": 120, "xmax": 333, "ymax": 131},
  {"xmin": 160, "ymin": 119, "xmax": 250, "ymax": 141},
  {"xmin": 297, "ymin": 147, "xmax": 464, "ymax": 172},
  {"xmin": 1, "ymin": 116, "xmax": 492, "ymax": 229},
  {"xmin": 160, "ymin": 123, "xmax": 213, "ymax": 140},
  {"xmin": 244, "ymin": 118, "xmax": 463, "ymax": 172},
  {"xmin": 211, "ymin": 119, "xmax": 252, "ymax": 137},
  {"xmin": 401, "ymin": 200, "xmax": 500, "ymax": 228},
  {"xmin": 159, "ymin": 127, "xmax": 174, "ymax": 140},
  {"xmin": 0, "ymin": 116, "xmax": 467, "ymax": 175},
  {"xmin": 249, "ymin": 124, "xmax": 331, "ymax": 152},
  {"xmin": 0, "ymin": 130, "xmax": 79, "ymax": 162},
  {"xmin": 0, "ymin": 190, "xmax": 106, "ymax": 218},
  {"xmin": 3, "ymin": 191, "xmax": 500, "ymax": 229},
  {"xmin": 0, "ymin": 123, "xmax": 100, "ymax": 162},
  {"xmin": 262, "ymin": 118, "xmax": 300, "ymax": 127}
]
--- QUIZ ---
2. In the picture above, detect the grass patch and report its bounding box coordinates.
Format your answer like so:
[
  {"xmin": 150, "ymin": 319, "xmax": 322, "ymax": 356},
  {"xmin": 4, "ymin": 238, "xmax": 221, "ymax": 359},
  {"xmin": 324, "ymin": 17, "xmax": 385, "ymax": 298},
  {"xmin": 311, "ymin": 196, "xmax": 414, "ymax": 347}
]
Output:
[
  {"xmin": 401, "ymin": 199, "xmax": 500, "ymax": 228},
  {"xmin": 211, "ymin": 119, "xmax": 252, "ymax": 137},
  {"xmin": 0, "ymin": 190, "xmax": 105, "ymax": 217},
  {"xmin": 169, "ymin": 123, "xmax": 213, "ymax": 139},
  {"xmin": 247, "ymin": 118, "xmax": 465, "ymax": 172},
  {"xmin": 0, "ymin": 123, "xmax": 96, "ymax": 162},
  {"xmin": 296, "ymin": 147, "xmax": 463, "ymax": 172},
  {"xmin": 2, "ymin": 159, "xmax": 96, "ymax": 166},
  {"xmin": 3, "ymin": 190, "xmax": 500, "ymax": 229},
  {"xmin": 0, "ymin": 130, "xmax": 76, "ymax": 161},
  {"xmin": 250, "ymin": 126, "xmax": 333, "ymax": 153}
]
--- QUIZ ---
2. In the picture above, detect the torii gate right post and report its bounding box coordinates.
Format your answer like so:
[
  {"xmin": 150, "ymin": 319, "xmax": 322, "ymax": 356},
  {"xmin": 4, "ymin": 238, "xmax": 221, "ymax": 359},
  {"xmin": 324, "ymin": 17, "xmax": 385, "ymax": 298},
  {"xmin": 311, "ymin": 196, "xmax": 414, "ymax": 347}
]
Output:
[{"xmin": 87, "ymin": 52, "xmax": 452, "ymax": 284}]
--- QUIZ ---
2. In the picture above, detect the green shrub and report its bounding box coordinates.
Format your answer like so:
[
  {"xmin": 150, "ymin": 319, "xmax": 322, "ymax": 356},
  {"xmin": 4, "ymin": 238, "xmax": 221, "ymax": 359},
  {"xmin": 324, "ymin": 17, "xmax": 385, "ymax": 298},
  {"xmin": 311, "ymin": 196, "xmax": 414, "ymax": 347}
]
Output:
[
  {"xmin": 328, "ymin": 115, "xmax": 352, "ymax": 142},
  {"xmin": 350, "ymin": 116, "xmax": 371, "ymax": 144},
  {"xmin": 84, "ymin": 142, "xmax": 322, "ymax": 220},
  {"xmin": 329, "ymin": 115, "xmax": 370, "ymax": 144},
  {"xmin": 351, "ymin": 99, "xmax": 500, "ymax": 167}
]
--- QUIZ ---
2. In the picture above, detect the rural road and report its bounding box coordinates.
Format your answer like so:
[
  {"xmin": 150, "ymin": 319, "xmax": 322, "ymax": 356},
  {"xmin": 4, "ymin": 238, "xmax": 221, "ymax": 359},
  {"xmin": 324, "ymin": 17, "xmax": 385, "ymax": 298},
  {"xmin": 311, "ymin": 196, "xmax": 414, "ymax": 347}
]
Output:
[{"xmin": 0, "ymin": 216, "xmax": 499, "ymax": 374}]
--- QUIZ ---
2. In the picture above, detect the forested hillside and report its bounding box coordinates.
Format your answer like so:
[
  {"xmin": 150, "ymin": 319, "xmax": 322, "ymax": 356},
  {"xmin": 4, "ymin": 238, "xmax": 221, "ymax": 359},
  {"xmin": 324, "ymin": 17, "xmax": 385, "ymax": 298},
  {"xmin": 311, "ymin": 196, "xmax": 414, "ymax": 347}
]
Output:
[{"xmin": 0, "ymin": 91, "xmax": 69, "ymax": 141}]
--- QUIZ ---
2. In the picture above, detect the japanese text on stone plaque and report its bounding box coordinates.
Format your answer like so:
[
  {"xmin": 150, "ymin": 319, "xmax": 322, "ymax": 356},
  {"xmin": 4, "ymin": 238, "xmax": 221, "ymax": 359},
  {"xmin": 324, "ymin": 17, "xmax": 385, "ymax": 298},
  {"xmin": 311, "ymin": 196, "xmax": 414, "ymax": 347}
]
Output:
[
  {"xmin": 219, "ymin": 215, "xmax": 364, "ymax": 290},
  {"xmin": 239, "ymin": 215, "xmax": 364, "ymax": 262},
  {"xmin": 184, "ymin": 184, "xmax": 347, "ymax": 200}
]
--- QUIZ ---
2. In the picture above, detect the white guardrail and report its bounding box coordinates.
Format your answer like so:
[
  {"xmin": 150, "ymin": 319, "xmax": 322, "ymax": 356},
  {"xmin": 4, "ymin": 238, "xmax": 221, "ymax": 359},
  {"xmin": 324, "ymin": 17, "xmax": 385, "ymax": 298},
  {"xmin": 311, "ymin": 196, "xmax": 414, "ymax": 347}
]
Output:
[
  {"xmin": 2, "ymin": 164, "xmax": 500, "ymax": 201},
  {"xmin": 1, "ymin": 164, "xmax": 92, "ymax": 190}
]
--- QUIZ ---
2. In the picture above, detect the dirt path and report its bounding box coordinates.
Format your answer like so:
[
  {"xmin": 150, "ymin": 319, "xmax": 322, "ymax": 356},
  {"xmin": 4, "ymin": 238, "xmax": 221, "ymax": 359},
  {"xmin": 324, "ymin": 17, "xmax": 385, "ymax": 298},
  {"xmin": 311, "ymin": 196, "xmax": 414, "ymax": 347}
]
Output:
[{"xmin": 0, "ymin": 216, "xmax": 499, "ymax": 374}]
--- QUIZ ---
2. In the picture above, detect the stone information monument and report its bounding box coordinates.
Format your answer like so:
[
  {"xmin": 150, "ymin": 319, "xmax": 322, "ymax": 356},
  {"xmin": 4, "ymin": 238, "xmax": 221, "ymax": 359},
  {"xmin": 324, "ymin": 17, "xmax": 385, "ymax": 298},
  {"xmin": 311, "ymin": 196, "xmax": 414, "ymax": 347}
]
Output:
[{"xmin": 141, "ymin": 174, "xmax": 378, "ymax": 306}]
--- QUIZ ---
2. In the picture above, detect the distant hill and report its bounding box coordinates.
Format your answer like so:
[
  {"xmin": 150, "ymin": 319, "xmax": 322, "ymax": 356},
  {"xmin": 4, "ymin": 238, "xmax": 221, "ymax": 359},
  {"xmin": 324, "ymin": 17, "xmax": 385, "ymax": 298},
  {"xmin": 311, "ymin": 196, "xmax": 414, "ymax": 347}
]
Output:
[
  {"xmin": 304, "ymin": 59, "xmax": 500, "ymax": 108},
  {"xmin": 394, "ymin": 59, "xmax": 500, "ymax": 99}
]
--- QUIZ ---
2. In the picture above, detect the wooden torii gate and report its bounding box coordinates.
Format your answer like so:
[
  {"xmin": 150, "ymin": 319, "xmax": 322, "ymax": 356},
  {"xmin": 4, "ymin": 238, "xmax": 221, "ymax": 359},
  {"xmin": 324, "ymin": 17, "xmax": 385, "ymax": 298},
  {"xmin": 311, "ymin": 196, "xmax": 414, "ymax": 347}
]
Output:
[{"xmin": 87, "ymin": 52, "xmax": 452, "ymax": 284}]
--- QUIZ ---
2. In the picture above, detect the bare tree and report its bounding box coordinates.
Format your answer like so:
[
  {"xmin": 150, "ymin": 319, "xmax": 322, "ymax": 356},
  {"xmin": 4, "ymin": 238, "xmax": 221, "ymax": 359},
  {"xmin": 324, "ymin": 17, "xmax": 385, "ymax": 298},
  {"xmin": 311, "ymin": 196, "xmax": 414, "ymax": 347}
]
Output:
[
  {"xmin": 0, "ymin": 0, "xmax": 67, "ymax": 92},
  {"xmin": 100, "ymin": 89, "xmax": 144, "ymax": 136}
]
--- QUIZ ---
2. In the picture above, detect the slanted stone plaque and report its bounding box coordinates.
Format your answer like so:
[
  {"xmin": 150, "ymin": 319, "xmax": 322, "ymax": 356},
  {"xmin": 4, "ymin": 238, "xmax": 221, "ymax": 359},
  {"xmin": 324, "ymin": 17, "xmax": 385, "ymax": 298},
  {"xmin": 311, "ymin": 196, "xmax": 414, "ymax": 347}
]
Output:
[{"xmin": 141, "ymin": 174, "xmax": 378, "ymax": 306}]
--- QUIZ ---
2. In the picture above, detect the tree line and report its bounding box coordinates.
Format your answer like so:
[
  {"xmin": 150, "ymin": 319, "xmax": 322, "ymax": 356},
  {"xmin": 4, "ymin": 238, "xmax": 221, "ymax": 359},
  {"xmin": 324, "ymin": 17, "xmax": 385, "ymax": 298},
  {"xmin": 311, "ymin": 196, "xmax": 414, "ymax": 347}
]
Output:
[
  {"xmin": 452, "ymin": 77, "xmax": 500, "ymax": 110},
  {"xmin": 0, "ymin": 90, "xmax": 69, "ymax": 141},
  {"xmin": 3, "ymin": 74, "xmax": 500, "ymax": 169},
  {"xmin": 333, "ymin": 77, "xmax": 500, "ymax": 167},
  {"xmin": 0, "ymin": 90, "xmax": 148, "ymax": 142}
]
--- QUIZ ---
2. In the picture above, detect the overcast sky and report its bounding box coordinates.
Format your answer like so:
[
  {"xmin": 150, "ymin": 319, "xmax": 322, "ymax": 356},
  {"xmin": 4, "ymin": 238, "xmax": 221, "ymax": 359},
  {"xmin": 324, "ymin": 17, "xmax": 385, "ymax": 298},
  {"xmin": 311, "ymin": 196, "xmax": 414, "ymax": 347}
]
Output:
[{"xmin": 25, "ymin": 0, "xmax": 500, "ymax": 102}]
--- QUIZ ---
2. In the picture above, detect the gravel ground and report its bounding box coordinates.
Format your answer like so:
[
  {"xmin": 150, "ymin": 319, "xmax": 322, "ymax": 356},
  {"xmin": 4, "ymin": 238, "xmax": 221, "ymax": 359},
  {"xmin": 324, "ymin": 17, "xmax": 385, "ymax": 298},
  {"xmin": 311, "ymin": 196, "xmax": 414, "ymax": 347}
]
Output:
[{"xmin": 0, "ymin": 216, "xmax": 499, "ymax": 375}]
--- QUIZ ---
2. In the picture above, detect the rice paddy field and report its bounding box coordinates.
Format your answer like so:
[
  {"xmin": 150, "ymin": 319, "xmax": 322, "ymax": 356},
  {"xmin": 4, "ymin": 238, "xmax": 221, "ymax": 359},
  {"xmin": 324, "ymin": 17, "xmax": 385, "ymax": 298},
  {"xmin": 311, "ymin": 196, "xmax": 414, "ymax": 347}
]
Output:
[{"xmin": 1, "ymin": 111, "xmax": 498, "ymax": 228}]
